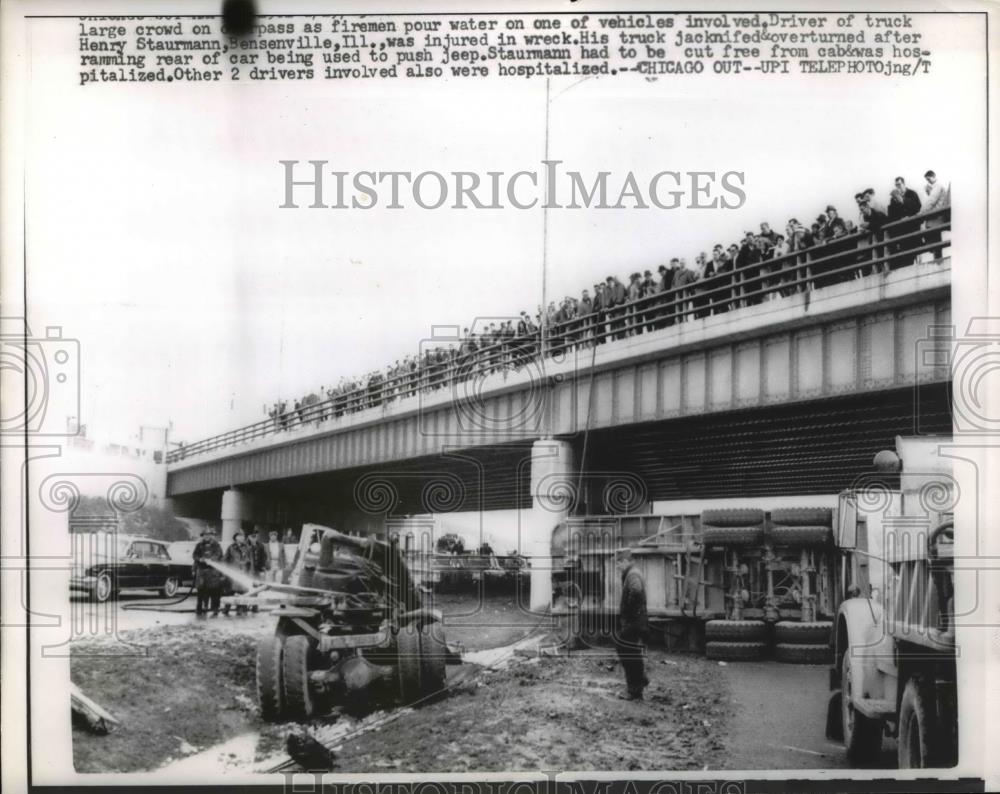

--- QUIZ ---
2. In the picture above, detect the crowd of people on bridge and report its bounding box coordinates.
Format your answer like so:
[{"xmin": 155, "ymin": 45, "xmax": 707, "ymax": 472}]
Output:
[{"xmin": 247, "ymin": 171, "xmax": 949, "ymax": 441}]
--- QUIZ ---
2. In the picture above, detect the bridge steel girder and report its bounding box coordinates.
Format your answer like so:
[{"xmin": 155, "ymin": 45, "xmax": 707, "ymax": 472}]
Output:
[
  {"xmin": 552, "ymin": 298, "xmax": 951, "ymax": 436},
  {"xmin": 167, "ymin": 266, "xmax": 950, "ymax": 498}
]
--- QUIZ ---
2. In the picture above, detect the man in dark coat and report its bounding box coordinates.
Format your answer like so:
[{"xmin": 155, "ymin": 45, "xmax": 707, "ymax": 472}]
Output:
[
  {"xmin": 861, "ymin": 203, "xmax": 889, "ymax": 234},
  {"xmin": 225, "ymin": 531, "xmax": 253, "ymax": 577},
  {"xmin": 616, "ymin": 549, "xmax": 649, "ymax": 700},
  {"xmin": 887, "ymin": 184, "xmax": 921, "ymax": 270},
  {"xmin": 606, "ymin": 276, "xmax": 627, "ymax": 339},
  {"xmin": 224, "ymin": 531, "xmax": 254, "ymax": 612},
  {"xmin": 672, "ymin": 259, "xmax": 699, "ymax": 321},
  {"xmin": 592, "ymin": 283, "xmax": 608, "ymax": 343},
  {"xmin": 192, "ymin": 528, "xmax": 225, "ymax": 616},
  {"xmin": 248, "ymin": 527, "xmax": 269, "ymax": 579},
  {"xmin": 894, "ymin": 177, "xmax": 922, "ymax": 217},
  {"xmin": 657, "ymin": 261, "xmax": 679, "ymax": 328}
]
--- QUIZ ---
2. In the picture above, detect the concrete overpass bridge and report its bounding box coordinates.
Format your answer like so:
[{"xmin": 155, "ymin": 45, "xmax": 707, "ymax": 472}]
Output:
[{"xmin": 166, "ymin": 211, "xmax": 952, "ymax": 605}]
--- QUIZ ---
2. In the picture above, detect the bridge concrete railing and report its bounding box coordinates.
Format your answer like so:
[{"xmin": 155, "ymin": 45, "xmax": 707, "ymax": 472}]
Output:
[{"xmin": 168, "ymin": 207, "xmax": 950, "ymax": 467}]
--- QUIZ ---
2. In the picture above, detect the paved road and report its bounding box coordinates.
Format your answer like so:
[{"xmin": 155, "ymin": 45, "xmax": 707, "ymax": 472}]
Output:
[
  {"xmin": 720, "ymin": 660, "xmax": 895, "ymax": 770},
  {"xmin": 69, "ymin": 591, "xmax": 273, "ymax": 635}
]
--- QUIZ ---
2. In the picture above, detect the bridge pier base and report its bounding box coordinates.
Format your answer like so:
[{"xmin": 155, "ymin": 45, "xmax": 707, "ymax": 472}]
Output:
[
  {"xmin": 220, "ymin": 488, "xmax": 250, "ymax": 546},
  {"xmin": 528, "ymin": 438, "xmax": 574, "ymax": 613}
]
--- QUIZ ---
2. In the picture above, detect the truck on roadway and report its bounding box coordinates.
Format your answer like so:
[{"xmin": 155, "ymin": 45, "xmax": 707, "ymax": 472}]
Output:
[{"xmin": 826, "ymin": 435, "xmax": 957, "ymax": 768}]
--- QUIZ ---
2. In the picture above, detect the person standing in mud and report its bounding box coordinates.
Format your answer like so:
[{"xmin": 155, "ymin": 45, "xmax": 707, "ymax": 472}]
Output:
[
  {"xmin": 192, "ymin": 528, "xmax": 225, "ymax": 616},
  {"xmin": 616, "ymin": 549, "xmax": 650, "ymax": 700}
]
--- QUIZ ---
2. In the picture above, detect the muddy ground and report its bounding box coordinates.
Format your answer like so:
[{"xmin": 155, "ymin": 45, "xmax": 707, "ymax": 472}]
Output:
[
  {"xmin": 330, "ymin": 649, "xmax": 729, "ymax": 773},
  {"xmin": 70, "ymin": 592, "xmax": 551, "ymax": 772},
  {"xmin": 71, "ymin": 592, "xmax": 855, "ymax": 774}
]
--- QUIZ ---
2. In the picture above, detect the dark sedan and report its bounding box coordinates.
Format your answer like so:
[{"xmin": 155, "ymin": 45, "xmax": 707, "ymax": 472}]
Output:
[{"xmin": 70, "ymin": 534, "xmax": 191, "ymax": 602}]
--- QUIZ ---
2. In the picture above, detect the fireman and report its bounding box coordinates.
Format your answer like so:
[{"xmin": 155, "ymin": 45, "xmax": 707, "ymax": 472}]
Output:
[{"xmin": 192, "ymin": 528, "xmax": 225, "ymax": 616}]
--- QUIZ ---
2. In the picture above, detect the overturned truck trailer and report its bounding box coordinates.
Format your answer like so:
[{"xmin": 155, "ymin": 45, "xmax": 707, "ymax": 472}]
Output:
[{"xmin": 550, "ymin": 504, "xmax": 841, "ymax": 664}]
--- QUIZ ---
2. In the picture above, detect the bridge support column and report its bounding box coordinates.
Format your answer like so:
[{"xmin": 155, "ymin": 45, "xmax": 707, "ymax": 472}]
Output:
[
  {"xmin": 220, "ymin": 488, "xmax": 249, "ymax": 546},
  {"xmin": 528, "ymin": 438, "xmax": 574, "ymax": 613}
]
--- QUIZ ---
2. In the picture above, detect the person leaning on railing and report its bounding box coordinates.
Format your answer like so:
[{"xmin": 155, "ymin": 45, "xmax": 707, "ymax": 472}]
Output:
[
  {"xmin": 734, "ymin": 231, "xmax": 761, "ymax": 306},
  {"xmin": 576, "ymin": 289, "xmax": 594, "ymax": 348},
  {"xmin": 887, "ymin": 187, "xmax": 920, "ymax": 270},
  {"xmin": 244, "ymin": 170, "xmax": 950, "ymax": 455},
  {"xmin": 858, "ymin": 202, "xmax": 890, "ymax": 277},
  {"xmin": 761, "ymin": 235, "xmax": 788, "ymax": 302},
  {"xmin": 660, "ymin": 260, "xmax": 680, "ymax": 327},
  {"xmin": 603, "ymin": 276, "xmax": 625, "ymax": 340},
  {"xmin": 692, "ymin": 254, "xmax": 711, "ymax": 319},
  {"xmin": 636, "ymin": 270, "xmax": 654, "ymax": 332},
  {"xmin": 921, "ymin": 170, "xmax": 950, "ymax": 260},
  {"xmin": 625, "ymin": 273, "xmax": 642, "ymax": 336},
  {"xmin": 785, "ymin": 221, "xmax": 813, "ymax": 294},
  {"xmin": 671, "ymin": 258, "xmax": 698, "ymax": 321},
  {"xmin": 592, "ymin": 282, "xmax": 608, "ymax": 343}
]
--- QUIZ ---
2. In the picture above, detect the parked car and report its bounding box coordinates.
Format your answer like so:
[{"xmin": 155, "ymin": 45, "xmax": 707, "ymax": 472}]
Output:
[
  {"xmin": 70, "ymin": 533, "xmax": 192, "ymax": 602},
  {"xmin": 168, "ymin": 540, "xmax": 197, "ymax": 567}
]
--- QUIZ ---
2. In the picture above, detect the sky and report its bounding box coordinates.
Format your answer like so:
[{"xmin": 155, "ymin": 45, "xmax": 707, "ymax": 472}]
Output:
[{"xmin": 19, "ymin": 11, "xmax": 984, "ymax": 446}]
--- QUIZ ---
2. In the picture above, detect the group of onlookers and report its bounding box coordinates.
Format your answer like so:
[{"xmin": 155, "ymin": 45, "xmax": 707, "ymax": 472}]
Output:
[
  {"xmin": 251, "ymin": 171, "xmax": 949, "ymax": 436},
  {"xmin": 191, "ymin": 525, "xmax": 293, "ymax": 615}
]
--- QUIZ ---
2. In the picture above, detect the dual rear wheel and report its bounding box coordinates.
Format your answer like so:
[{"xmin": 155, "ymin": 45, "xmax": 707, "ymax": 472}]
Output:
[
  {"xmin": 256, "ymin": 621, "xmax": 448, "ymax": 722},
  {"xmin": 255, "ymin": 634, "xmax": 324, "ymax": 721},
  {"xmin": 397, "ymin": 621, "xmax": 447, "ymax": 702}
]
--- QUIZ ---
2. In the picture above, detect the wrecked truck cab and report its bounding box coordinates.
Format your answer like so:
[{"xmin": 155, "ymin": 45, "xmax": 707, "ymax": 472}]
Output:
[{"xmin": 252, "ymin": 524, "xmax": 448, "ymax": 722}]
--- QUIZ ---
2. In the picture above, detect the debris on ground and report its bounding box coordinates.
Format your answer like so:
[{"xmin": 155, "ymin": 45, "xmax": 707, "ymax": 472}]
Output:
[
  {"xmin": 286, "ymin": 731, "xmax": 337, "ymax": 771},
  {"xmin": 70, "ymin": 682, "xmax": 120, "ymax": 734},
  {"xmin": 71, "ymin": 595, "xmax": 737, "ymax": 774},
  {"xmin": 329, "ymin": 649, "xmax": 731, "ymax": 773},
  {"xmin": 71, "ymin": 622, "xmax": 259, "ymax": 772}
]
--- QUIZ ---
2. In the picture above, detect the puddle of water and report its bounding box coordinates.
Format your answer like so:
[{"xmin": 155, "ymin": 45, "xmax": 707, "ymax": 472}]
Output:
[
  {"xmin": 462, "ymin": 632, "xmax": 558, "ymax": 669},
  {"xmin": 156, "ymin": 732, "xmax": 261, "ymax": 776}
]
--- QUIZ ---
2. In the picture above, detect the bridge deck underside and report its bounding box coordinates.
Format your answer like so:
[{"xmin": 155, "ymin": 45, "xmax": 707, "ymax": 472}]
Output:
[
  {"xmin": 170, "ymin": 384, "xmax": 951, "ymax": 524},
  {"xmin": 168, "ymin": 292, "xmax": 950, "ymax": 497}
]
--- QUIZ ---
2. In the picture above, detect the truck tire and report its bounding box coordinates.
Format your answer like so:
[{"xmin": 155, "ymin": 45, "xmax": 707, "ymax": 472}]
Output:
[
  {"xmin": 396, "ymin": 624, "xmax": 423, "ymax": 702},
  {"xmin": 256, "ymin": 635, "xmax": 284, "ymax": 721},
  {"xmin": 770, "ymin": 507, "xmax": 832, "ymax": 527},
  {"xmin": 419, "ymin": 623, "xmax": 447, "ymax": 695},
  {"xmin": 701, "ymin": 526, "xmax": 764, "ymax": 547},
  {"xmin": 898, "ymin": 674, "xmax": 940, "ymax": 768},
  {"xmin": 936, "ymin": 680, "xmax": 959, "ymax": 768},
  {"xmin": 774, "ymin": 621, "xmax": 833, "ymax": 644},
  {"xmin": 841, "ymin": 650, "xmax": 882, "ymax": 766},
  {"xmin": 705, "ymin": 640, "xmax": 767, "ymax": 661},
  {"xmin": 774, "ymin": 642, "xmax": 832, "ymax": 665},
  {"xmin": 282, "ymin": 635, "xmax": 316, "ymax": 720},
  {"xmin": 701, "ymin": 508, "xmax": 764, "ymax": 528},
  {"xmin": 766, "ymin": 525, "xmax": 832, "ymax": 547},
  {"xmin": 705, "ymin": 619, "xmax": 768, "ymax": 641}
]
